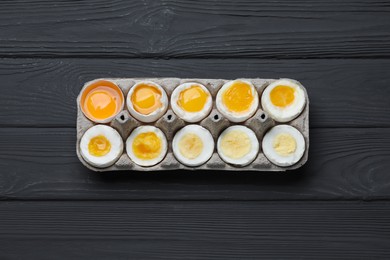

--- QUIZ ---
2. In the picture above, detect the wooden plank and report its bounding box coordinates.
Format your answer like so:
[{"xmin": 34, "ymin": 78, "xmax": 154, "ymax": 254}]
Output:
[
  {"xmin": 1, "ymin": 127, "xmax": 390, "ymax": 200},
  {"xmin": 1, "ymin": 201, "xmax": 390, "ymax": 259},
  {"xmin": 1, "ymin": 58, "xmax": 390, "ymax": 128},
  {"xmin": 0, "ymin": 0, "xmax": 389, "ymax": 58}
]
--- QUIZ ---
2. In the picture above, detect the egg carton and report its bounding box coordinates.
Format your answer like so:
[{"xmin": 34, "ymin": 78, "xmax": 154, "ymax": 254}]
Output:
[{"xmin": 76, "ymin": 78, "xmax": 309, "ymax": 172}]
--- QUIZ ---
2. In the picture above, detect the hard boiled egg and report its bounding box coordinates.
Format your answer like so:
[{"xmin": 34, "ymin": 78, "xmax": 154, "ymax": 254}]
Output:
[
  {"xmin": 171, "ymin": 82, "xmax": 212, "ymax": 122},
  {"xmin": 262, "ymin": 125, "xmax": 305, "ymax": 167},
  {"xmin": 216, "ymin": 80, "xmax": 259, "ymax": 122},
  {"xmin": 261, "ymin": 79, "xmax": 306, "ymax": 122},
  {"xmin": 217, "ymin": 125, "xmax": 259, "ymax": 166},
  {"xmin": 127, "ymin": 81, "xmax": 168, "ymax": 123},
  {"xmin": 126, "ymin": 126, "xmax": 168, "ymax": 167},
  {"xmin": 172, "ymin": 125, "xmax": 214, "ymax": 167},
  {"xmin": 80, "ymin": 125, "xmax": 124, "ymax": 168}
]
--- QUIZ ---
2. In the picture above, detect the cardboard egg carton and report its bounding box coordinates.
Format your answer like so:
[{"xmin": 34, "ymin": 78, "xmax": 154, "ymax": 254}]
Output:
[{"xmin": 76, "ymin": 78, "xmax": 309, "ymax": 172}]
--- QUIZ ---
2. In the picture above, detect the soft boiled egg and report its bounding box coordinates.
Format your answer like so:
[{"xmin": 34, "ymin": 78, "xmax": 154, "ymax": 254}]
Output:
[
  {"xmin": 80, "ymin": 125, "xmax": 124, "ymax": 168},
  {"xmin": 216, "ymin": 80, "xmax": 259, "ymax": 122},
  {"xmin": 171, "ymin": 82, "xmax": 212, "ymax": 122},
  {"xmin": 126, "ymin": 126, "xmax": 168, "ymax": 167},
  {"xmin": 262, "ymin": 125, "xmax": 305, "ymax": 167},
  {"xmin": 172, "ymin": 125, "xmax": 214, "ymax": 167},
  {"xmin": 80, "ymin": 80, "xmax": 124, "ymax": 123},
  {"xmin": 127, "ymin": 81, "xmax": 168, "ymax": 123},
  {"xmin": 261, "ymin": 79, "xmax": 306, "ymax": 122},
  {"xmin": 217, "ymin": 125, "xmax": 259, "ymax": 166}
]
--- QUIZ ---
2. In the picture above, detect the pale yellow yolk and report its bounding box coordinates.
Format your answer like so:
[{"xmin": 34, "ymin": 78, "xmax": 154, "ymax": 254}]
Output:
[
  {"xmin": 178, "ymin": 85, "xmax": 209, "ymax": 112},
  {"xmin": 88, "ymin": 135, "xmax": 111, "ymax": 157},
  {"xmin": 178, "ymin": 133, "xmax": 203, "ymax": 159},
  {"xmin": 82, "ymin": 81, "xmax": 123, "ymax": 121},
  {"xmin": 270, "ymin": 85, "xmax": 295, "ymax": 107},
  {"xmin": 222, "ymin": 81, "xmax": 254, "ymax": 113},
  {"xmin": 132, "ymin": 132, "xmax": 162, "ymax": 160},
  {"xmin": 272, "ymin": 133, "xmax": 296, "ymax": 156},
  {"xmin": 131, "ymin": 84, "xmax": 162, "ymax": 115},
  {"xmin": 220, "ymin": 130, "xmax": 251, "ymax": 159}
]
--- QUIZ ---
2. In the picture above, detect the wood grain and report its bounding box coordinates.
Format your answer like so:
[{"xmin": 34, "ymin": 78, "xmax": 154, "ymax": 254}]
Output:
[
  {"xmin": 0, "ymin": 0, "xmax": 389, "ymax": 58},
  {"xmin": 1, "ymin": 58, "xmax": 390, "ymax": 128},
  {"xmin": 1, "ymin": 127, "xmax": 389, "ymax": 200},
  {"xmin": 1, "ymin": 201, "xmax": 390, "ymax": 259}
]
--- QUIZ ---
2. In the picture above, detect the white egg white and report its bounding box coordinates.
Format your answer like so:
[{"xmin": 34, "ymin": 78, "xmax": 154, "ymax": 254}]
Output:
[
  {"xmin": 80, "ymin": 125, "xmax": 124, "ymax": 168},
  {"xmin": 126, "ymin": 126, "xmax": 168, "ymax": 167},
  {"xmin": 126, "ymin": 81, "xmax": 168, "ymax": 123},
  {"xmin": 171, "ymin": 82, "xmax": 212, "ymax": 122},
  {"xmin": 172, "ymin": 125, "xmax": 214, "ymax": 167},
  {"xmin": 217, "ymin": 125, "xmax": 259, "ymax": 166},
  {"xmin": 262, "ymin": 125, "xmax": 305, "ymax": 167},
  {"xmin": 216, "ymin": 80, "xmax": 259, "ymax": 123},
  {"xmin": 261, "ymin": 79, "xmax": 306, "ymax": 123}
]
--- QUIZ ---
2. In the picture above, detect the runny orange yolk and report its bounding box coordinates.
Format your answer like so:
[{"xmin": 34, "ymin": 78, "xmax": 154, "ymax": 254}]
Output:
[
  {"xmin": 82, "ymin": 80, "xmax": 123, "ymax": 121},
  {"xmin": 131, "ymin": 84, "xmax": 162, "ymax": 115},
  {"xmin": 222, "ymin": 81, "xmax": 254, "ymax": 113},
  {"xmin": 270, "ymin": 85, "xmax": 295, "ymax": 107},
  {"xmin": 88, "ymin": 135, "xmax": 111, "ymax": 157},
  {"xmin": 178, "ymin": 85, "xmax": 209, "ymax": 112},
  {"xmin": 132, "ymin": 132, "xmax": 162, "ymax": 160}
]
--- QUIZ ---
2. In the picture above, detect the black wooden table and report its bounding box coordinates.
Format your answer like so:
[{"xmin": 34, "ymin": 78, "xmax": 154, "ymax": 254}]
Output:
[{"xmin": 1, "ymin": 0, "xmax": 390, "ymax": 259}]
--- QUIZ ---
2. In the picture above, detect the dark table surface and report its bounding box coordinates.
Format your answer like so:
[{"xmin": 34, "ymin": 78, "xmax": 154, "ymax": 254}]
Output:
[{"xmin": 1, "ymin": 0, "xmax": 390, "ymax": 259}]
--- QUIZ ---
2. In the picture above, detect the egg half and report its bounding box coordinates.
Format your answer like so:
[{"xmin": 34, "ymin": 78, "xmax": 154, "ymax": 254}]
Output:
[
  {"xmin": 262, "ymin": 125, "xmax": 305, "ymax": 167},
  {"xmin": 126, "ymin": 126, "xmax": 168, "ymax": 167},
  {"xmin": 171, "ymin": 82, "xmax": 212, "ymax": 122},
  {"xmin": 216, "ymin": 80, "xmax": 259, "ymax": 122},
  {"xmin": 261, "ymin": 79, "xmax": 306, "ymax": 123},
  {"xmin": 127, "ymin": 81, "xmax": 168, "ymax": 123},
  {"xmin": 172, "ymin": 125, "xmax": 214, "ymax": 166},
  {"xmin": 80, "ymin": 125, "xmax": 124, "ymax": 168},
  {"xmin": 217, "ymin": 125, "xmax": 259, "ymax": 166},
  {"xmin": 80, "ymin": 80, "xmax": 124, "ymax": 123}
]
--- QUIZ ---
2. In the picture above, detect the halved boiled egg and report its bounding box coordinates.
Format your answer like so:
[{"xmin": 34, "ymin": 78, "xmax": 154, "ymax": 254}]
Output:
[
  {"xmin": 261, "ymin": 79, "xmax": 306, "ymax": 122},
  {"xmin": 172, "ymin": 125, "xmax": 214, "ymax": 166},
  {"xmin": 127, "ymin": 81, "xmax": 168, "ymax": 123},
  {"xmin": 80, "ymin": 125, "xmax": 124, "ymax": 168},
  {"xmin": 217, "ymin": 125, "xmax": 259, "ymax": 166},
  {"xmin": 171, "ymin": 83, "xmax": 212, "ymax": 122},
  {"xmin": 216, "ymin": 80, "xmax": 259, "ymax": 123},
  {"xmin": 80, "ymin": 80, "xmax": 124, "ymax": 123},
  {"xmin": 262, "ymin": 125, "xmax": 305, "ymax": 167},
  {"xmin": 126, "ymin": 126, "xmax": 168, "ymax": 166}
]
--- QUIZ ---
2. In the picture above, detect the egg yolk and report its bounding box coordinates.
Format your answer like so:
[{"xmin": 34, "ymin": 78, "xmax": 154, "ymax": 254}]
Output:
[
  {"xmin": 82, "ymin": 81, "xmax": 123, "ymax": 121},
  {"xmin": 132, "ymin": 132, "xmax": 162, "ymax": 160},
  {"xmin": 220, "ymin": 130, "xmax": 251, "ymax": 159},
  {"xmin": 88, "ymin": 135, "xmax": 111, "ymax": 157},
  {"xmin": 178, "ymin": 85, "xmax": 209, "ymax": 112},
  {"xmin": 270, "ymin": 85, "xmax": 295, "ymax": 107},
  {"xmin": 131, "ymin": 84, "xmax": 162, "ymax": 115},
  {"xmin": 222, "ymin": 81, "xmax": 254, "ymax": 113},
  {"xmin": 272, "ymin": 133, "xmax": 296, "ymax": 156},
  {"xmin": 178, "ymin": 133, "xmax": 203, "ymax": 159}
]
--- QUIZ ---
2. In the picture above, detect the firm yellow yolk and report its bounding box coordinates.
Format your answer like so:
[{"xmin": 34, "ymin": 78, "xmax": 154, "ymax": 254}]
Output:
[
  {"xmin": 272, "ymin": 133, "xmax": 296, "ymax": 156},
  {"xmin": 82, "ymin": 81, "xmax": 123, "ymax": 121},
  {"xmin": 178, "ymin": 133, "xmax": 203, "ymax": 159},
  {"xmin": 131, "ymin": 84, "xmax": 162, "ymax": 115},
  {"xmin": 178, "ymin": 85, "xmax": 209, "ymax": 112},
  {"xmin": 88, "ymin": 135, "xmax": 111, "ymax": 157},
  {"xmin": 222, "ymin": 81, "xmax": 254, "ymax": 113},
  {"xmin": 132, "ymin": 132, "xmax": 162, "ymax": 160},
  {"xmin": 270, "ymin": 85, "xmax": 295, "ymax": 107},
  {"xmin": 220, "ymin": 130, "xmax": 251, "ymax": 159}
]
